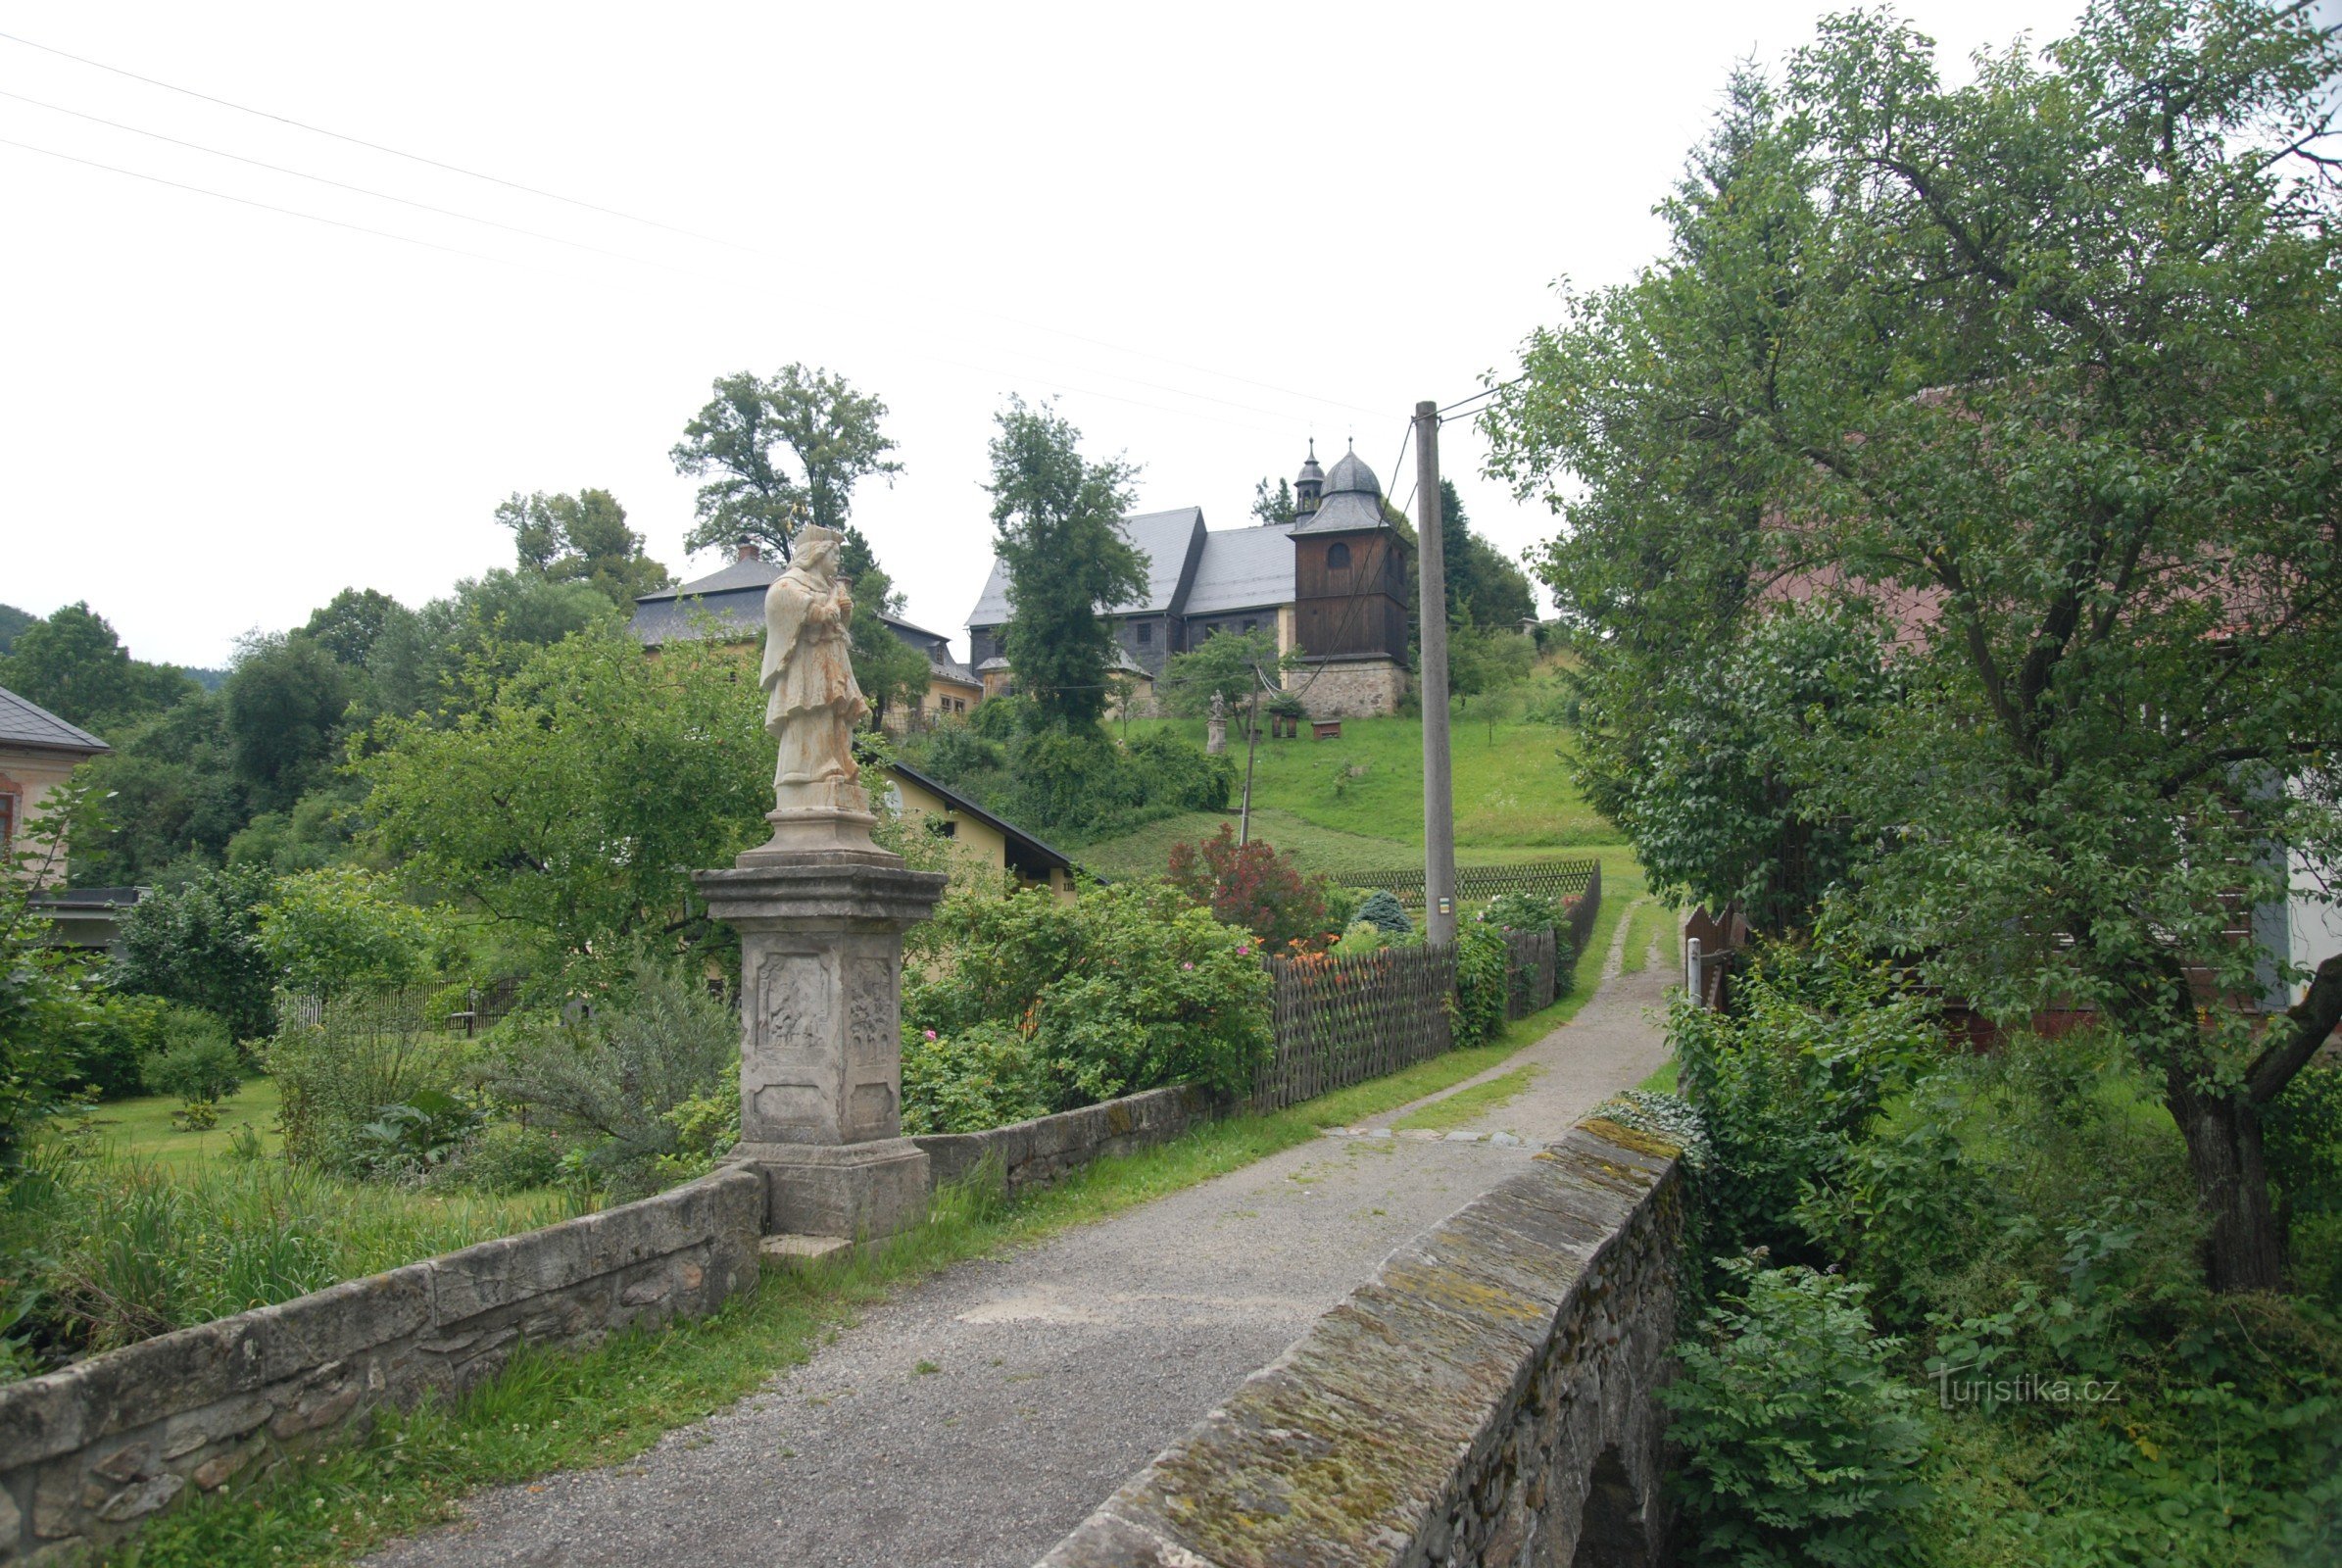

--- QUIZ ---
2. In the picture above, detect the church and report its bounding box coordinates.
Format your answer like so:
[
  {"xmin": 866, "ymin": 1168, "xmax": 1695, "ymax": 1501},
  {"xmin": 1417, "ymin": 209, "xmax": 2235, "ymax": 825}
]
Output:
[{"xmin": 964, "ymin": 441, "xmax": 1413, "ymax": 718}]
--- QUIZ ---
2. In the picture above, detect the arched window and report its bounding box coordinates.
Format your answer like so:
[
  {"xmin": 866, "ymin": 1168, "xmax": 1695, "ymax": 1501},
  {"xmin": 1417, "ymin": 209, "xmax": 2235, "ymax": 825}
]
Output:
[{"xmin": 1327, "ymin": 541, "xmax": 1352, "ymax": 570}]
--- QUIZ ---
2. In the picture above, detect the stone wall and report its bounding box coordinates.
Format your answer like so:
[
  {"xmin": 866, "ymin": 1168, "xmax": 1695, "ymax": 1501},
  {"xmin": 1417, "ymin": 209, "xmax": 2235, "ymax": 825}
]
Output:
[
  {"xmin": 914, "ymin": 1085, "xmax": 1215, "ymax": 1201},
  {"xmin": 0, "ymin": 1166, "xmax": 763, "ymax": 1563},
  {"xmin": 1038, "ymin": 1121, "xmax": 1685, "ymax": 1567},
  {"xmin": 1288, "ymin": 658, "xmax": 1408, "ymax": 719}
]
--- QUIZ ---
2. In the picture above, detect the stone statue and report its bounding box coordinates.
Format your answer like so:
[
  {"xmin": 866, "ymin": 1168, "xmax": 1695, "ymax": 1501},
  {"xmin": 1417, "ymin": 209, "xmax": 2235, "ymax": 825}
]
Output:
[{"xmin": 752, "ymin": 524, "xmax": 879, "ymax": 854}]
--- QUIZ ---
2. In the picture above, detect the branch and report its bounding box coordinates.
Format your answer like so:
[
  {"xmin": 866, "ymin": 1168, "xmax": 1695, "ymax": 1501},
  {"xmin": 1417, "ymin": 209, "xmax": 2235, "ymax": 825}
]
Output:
[{"xmin": 2249, "ymin": 952, "xmax": 2342, "ymax": 1102}]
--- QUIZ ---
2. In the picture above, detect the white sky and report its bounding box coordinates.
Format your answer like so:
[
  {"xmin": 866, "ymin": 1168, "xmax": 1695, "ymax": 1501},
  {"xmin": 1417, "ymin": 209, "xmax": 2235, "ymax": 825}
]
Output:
[{"xmin": 2, "ymin": 0, "xmax": 2074, "ymax": 669}]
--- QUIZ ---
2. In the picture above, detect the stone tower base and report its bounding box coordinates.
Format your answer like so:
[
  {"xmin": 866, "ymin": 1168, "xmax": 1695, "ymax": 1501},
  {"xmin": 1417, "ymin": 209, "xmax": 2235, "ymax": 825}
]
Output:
[{"xmin": 1287, "ymin": 657, "xmax": 1407, "ymax": 719}]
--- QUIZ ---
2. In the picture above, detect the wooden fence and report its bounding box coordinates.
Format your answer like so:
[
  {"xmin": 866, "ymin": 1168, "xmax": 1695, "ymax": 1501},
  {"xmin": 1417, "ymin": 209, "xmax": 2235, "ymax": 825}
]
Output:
[
  {"xmin": 1502, "ymin": 928, "xmax": 1559, "ymax": 1019},
  {"xmin": 1330, "ymin": 858, "xmax": 1601, "ymax": 913},
  {"xmin": 1249, "ymin": 945, "xmax": 1456, "ymax": 1112}
]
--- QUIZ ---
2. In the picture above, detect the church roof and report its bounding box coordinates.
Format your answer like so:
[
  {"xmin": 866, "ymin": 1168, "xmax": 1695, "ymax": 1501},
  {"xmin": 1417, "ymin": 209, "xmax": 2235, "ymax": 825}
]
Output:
[
  {"xmin": 1296, "ymin": 440, "xmax": 1325, "ymax": 486},
  {"xmin": 635, "ymin": 557, "xmax": 782, "ymax": 602},
  {"xmin": 0, "ymin": 684, "xmax": 110, "ymax": 756},
  {"xmin": 1185, "ymin": 522, "xmax": 1296, "ymax": 615},
  {"xmin": 966, "ymin": 507, "xmax": 1206, "ymax": 627},
  {"xmin": 1290, "ymin": 444, "xmax": 1393, "ymax": 535}
]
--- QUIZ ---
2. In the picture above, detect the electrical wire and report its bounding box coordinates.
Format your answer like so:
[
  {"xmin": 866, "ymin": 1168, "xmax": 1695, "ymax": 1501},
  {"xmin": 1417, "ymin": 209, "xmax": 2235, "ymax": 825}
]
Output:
[
  {"xmin": 0, "ymin": 27, "xmax": 749, "ymax": 250},
  {"xmin": 0, "ymin": 133, "xmax": 528, "ymax": 270},
  {"xmin": 0, "ymin": 87, "xmax": 700, "ymax": 277}
]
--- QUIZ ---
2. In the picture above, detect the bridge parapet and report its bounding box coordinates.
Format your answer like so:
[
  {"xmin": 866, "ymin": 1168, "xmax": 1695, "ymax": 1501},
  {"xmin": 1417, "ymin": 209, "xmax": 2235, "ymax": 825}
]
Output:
[{"xmin": 1037, "ymin": 1120, "xmax": 1685, "ymax": 1568}]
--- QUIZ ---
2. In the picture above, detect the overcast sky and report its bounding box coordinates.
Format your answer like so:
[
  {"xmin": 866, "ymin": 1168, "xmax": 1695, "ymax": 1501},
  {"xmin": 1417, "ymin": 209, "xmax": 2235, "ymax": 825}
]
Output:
[{"xmin": 4, "ymin": 0, "xmax": 2076, "ymax": 669}]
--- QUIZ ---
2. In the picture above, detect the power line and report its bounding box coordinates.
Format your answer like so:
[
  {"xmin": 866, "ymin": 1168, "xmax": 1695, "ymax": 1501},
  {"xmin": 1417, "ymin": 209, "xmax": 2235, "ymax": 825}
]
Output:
[
  {"xmin": 0, "ymin": 134, "xmax": 529, "ymax": 270},
  {"xmin": 0, "ymin": 27, "xmax": 748, "ymax": 250},
  {"xmin": 0, "ymin": 87, "xmax": 699, "ymax": 277}
]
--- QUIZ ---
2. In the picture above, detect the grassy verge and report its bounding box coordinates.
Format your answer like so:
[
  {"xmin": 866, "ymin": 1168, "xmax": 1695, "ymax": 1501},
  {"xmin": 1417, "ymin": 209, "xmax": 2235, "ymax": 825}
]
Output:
[
  {"xmin": 1635, "ymin": 1058, "xmax": 1679, "ymax": 1095},
  {"xmin": 1392, "ymin": 1065, "xmax": 1541, "ymax": 1132},
  {"xmin": 106, "ymin": 991, "xmax": 1618, "ymax": 1568}
]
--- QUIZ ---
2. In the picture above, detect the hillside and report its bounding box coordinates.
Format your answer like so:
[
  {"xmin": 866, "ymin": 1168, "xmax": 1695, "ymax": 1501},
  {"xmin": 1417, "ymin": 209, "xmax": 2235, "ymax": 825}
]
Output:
[{"xmin": 1074, "ymin": 714, "xmax": 1623, "ymax": 880}]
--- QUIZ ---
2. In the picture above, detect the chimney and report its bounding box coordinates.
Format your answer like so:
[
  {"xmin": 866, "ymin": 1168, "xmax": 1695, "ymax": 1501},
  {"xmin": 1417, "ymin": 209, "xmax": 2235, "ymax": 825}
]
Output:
[{"xmin": 736, "ymin": 537, "xmax": 759, "ymax": 563}]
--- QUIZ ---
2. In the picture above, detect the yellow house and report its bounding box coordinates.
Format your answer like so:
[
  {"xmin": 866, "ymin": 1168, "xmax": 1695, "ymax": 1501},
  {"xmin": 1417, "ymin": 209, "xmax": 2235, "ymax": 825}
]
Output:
[
  {"xmin": 0, "ymin": 684, "xmax": 109, "ymax": 888},
  {"xmin": 884, "ymin": 760, "xmax": 1078, "ymax": 897}
]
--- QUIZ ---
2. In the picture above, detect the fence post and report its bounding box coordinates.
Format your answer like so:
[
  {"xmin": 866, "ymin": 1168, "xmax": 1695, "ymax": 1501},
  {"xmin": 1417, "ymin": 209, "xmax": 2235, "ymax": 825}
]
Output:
[{"xmin": 1685, "ymin": 937, "xmax": 1701, "ymax": 1004}]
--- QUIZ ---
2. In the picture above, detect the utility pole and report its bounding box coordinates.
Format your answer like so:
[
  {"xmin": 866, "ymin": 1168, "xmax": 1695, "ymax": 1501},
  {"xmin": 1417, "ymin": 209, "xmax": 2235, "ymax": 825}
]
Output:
[{"xmin": 1415, "ymin": 400, "xmax": 1458, "ymax": 946}]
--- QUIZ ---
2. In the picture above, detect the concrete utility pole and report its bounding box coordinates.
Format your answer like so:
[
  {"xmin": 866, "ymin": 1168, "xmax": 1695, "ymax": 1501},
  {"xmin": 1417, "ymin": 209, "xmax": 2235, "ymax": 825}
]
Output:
[{"xmin": 1415, "ymin": 400, "xmax": 1458, "ymax": 947}]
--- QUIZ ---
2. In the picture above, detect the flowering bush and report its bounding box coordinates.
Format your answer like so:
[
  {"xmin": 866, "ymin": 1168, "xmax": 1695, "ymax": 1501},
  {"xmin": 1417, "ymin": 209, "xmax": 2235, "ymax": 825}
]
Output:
[
  {"xmin": 905, "ymin": 880, "xmax": 1272, "ymax": 1119},
  {"xmin": 1477, "ymin": 890, "xmax": 1566, "ymax": 934},
  {"xmin": 1166, "ymin": 825, "xmax": 1338, "ymax": 950}
]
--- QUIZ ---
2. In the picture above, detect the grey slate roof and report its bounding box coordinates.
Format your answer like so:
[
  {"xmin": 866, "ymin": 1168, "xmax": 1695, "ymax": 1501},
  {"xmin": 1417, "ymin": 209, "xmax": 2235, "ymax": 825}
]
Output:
[
  {"xmin": 1290, "ymin": 444, "xmax": 1392, "ymax": 536},
  {"xmin": 966, "ymin": 508, "xmax": 1207, "ymax": 627},
  {"xmin": 629, "ymin": 556, "xmax": 780, "ymax": 646},
  {"xmin": 0, "ymin": 685, "xmax": 109, "ymax": 756},
  {"xmin": 1184, "ymin": 522, "xmax": 1296, "ymax": 615}
]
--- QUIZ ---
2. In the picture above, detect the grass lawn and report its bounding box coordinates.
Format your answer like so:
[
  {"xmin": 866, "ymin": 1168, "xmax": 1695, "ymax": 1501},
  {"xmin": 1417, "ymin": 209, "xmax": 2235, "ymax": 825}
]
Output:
[
  {"xmin": 1391, "ymin": 1064, "xmax": 1541, "ymax": 1132},
  {"xmin": 77, "ymin": 1077, "xmax": 286, "ymax": 1172},
  {"xmin": 1104, "ymin": 714, "xmax": 1618, "ymax": 849}
]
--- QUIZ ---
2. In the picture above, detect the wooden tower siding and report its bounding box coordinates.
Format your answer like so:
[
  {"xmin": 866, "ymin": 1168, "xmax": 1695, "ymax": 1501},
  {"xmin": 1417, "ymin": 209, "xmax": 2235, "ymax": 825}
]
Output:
[{"xmin": 1293, "ymin": 530, "xmax": 1409, "ymax": 662}]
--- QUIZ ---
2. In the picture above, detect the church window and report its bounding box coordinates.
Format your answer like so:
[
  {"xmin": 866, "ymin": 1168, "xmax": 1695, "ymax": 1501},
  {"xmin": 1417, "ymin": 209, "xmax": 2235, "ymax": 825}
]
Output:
[
  {"xmin": 1136, "ymin": 622, "xmax": 1152, "ymax": 646},
  {"xmin": 1327, "ymin": 541, "xmax": 1352, "ymax": 570},
  {"xmin": 1244, "ymin": 618, "xmax": 1257, "ymax": 633}
]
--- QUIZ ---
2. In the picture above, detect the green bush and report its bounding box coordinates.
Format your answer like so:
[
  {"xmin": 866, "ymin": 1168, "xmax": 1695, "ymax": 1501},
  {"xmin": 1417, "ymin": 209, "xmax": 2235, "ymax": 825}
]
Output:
[
  {"xmin": 1660, "ymin": 1257, "xmax": 1930, "ymax": 1568},
  {"xmin": 1353, "ymin": 890, "xmax": 1411, "ymax": 936},
  {"xmin": 904, "ymin": 880, "xmax": 1271, "ymax": 1117},
  {"xmin": 356, "ymin": 1090, "xmax": 486, "ymax": 1179},
  {"xmin": 901, "ymin": 1020, "xmax": 1052, "ymax": 1135},
  {"xmin": 71, "ymin": 991, "xmax": 166, "ymax": 1100},
  {"xmin": 1670, "ymin": 948, "xmax": 1935, "ymax": 1260},
  {"xmin": 139, "ymin": 1014, "xmax": 244, "ymax": 1109},
  {"xmin": 256, "ymin": 865, "xmax": 451, "ymax": 1001},
  {"xmin": 482, "ymin": 957, "xmax": 738, "ymax": 1202},
  {"xmin": 1331, "ymin": 920, "xmax": 1389, "ymax": 957},
  {"xmin": 1477, "ymin": 890, "xmax": 1567, "ymax": 934},
  {"xmin": 1128, "ymin": 729, "xmax": 1236, "ymax": 811},
  {"xmin": 1451, "ymin": 924, "xmax": 1510, "ymax": 1048},
  {"xmin": 442, "ymin": 1120, "xmax": 568, "ymax": 1195},
  {"xmin": 116, "ymin": 866, "xmax": 279, "ymax": 1042},
  {"xmin": 267, "ymin": 992, "xmax": 466, "ymax": 1174}
]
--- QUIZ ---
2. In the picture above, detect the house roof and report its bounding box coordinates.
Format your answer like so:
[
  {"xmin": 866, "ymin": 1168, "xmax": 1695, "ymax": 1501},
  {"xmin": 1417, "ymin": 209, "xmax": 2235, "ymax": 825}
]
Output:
[
  {"xmin": 630, "ymin": 558, "xmax": 964, "ymax": 667},
  {"xmin": 1185, "ymin": 523, "xmax": 1296, "ymax": 615},
  {"xmin": 634, "ymin": 557, "xmax": 783, "ymax": 602},
  {"xmin": 0, "ymin": 685, "xmax": 110, "ymax": 757},
  {"xmin": 888, "ymin": 760, "xmax": 1079, "ymax": 881},
  {"xmin": 966, "ymin": 508, "xmax": 1207, "ymax": 627}
]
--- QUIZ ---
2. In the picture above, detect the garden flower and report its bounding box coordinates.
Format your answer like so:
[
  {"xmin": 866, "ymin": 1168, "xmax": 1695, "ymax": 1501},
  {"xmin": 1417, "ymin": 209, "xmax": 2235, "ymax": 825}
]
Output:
[
  {"xmin": 1182, "ymin": 961, "xmax": 1195, "ymax": 971},
  {"xmin": 923, "ymin": 1029, "xmax": 938, "ymax": 1041}
]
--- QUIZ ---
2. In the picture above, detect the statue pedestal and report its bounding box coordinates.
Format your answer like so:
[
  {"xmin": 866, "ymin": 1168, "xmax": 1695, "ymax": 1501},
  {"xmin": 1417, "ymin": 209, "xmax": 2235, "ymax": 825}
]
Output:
[{"xmin": 694, "ymin": 854, "xmax": 948, "ymax": 1243}]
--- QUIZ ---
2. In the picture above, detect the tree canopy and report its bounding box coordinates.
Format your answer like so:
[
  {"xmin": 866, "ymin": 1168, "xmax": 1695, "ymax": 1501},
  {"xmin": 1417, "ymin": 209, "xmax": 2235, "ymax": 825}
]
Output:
[
  {"xmin": 670, "ymin": 366, "xmax": 902, "ymax": 561},
  {"xmin": 986, "ymin": 397, "xmax": 1146, "ymax": 729},
  {"xmin": 1486, "ymin": 0, "xmax": 2342, "ymax": 1291},
  {"xmin": 496, "ymin": 488, "xmax": 671, "ymax": 610}
]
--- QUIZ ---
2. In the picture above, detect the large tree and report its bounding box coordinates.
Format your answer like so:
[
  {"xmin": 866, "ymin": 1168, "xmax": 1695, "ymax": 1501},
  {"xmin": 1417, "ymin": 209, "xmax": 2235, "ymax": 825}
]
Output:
[
  {"xmin": 670, "ymin": 366, "xmax": 902, "ymax": 562},
  {"xmin": 1487, "ymin": 0, "xmax": 2342, "ymax": 1291},
  {"xmin": 495, "ymin": 488, "xmax": 671, "ymax": 610},
  {"xmin": 0, "ymin": 603, "xmax": 196, "ymax": 728},
  {"xmin": 986, "ymin": 398, "xmax": 1147, "ymax": 729}
]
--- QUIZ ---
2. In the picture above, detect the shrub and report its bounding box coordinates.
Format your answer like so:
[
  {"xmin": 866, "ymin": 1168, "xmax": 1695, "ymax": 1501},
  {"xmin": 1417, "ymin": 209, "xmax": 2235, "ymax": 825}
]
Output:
[
  {"xmin": 1165, "ymin": 825, "xmax": 1337, "ymax": 950},
  {"xmin": 1670, "ymin": 947, "xmax": 1935, "ymax": 1259},
  {"xmin": 1451, "ymin": 924, "xmax": 1510, "ymax": 1048},
  {"xmin": 1331, "ymin": 920, "xmax": 1389, "ymax": 957},
  {"xmin": 356, "ymin": 1090, "xmax": 485, "ymax": 1179},
  {"xmin": 268, "ymin": 991, "xmax": 466, "ymax": 1173},
  {"xmin": 1128, "ymin": 729, "xmax": 1236, "ymax": 811},
  {"xmin": 905, "ymin": 880, "xmax": 1271, "ymax": 1114},
  {"xmin": 901, "ymin": 1020, "xmax": 1052, "ymax": 1135},
  {"xmin": 139, "ymin": 1010, "xmax": 244, "ymax": 1108},
  {"xmin": 256, "ymin": 866, "xmax": 451, "ymax": 1000},
  {"xmin": 1478, "ymin": 890, "xmax": 1566, "ymax": 934},
  {"xmin": 482, "ymin": 957, "xmax": 738, "ymax": 1202},
  {"xmin": 116, "ymin": 866, "xmax": 278, "ymax": 1041},
  {"xmin": 1660, "ymin": 1257, "xmax": 1930, "ymax": 1568},
  {"xmin": 72, "ymin": 991, "xmax": 166, "ymax": 1100},
  {"xmin": 1353, "ymin": 890, "xmax": 1412, "ymax": 937},
  {"xmin": 442, "ymin": 1120, "xmax": 568, "ymax": 1195}
]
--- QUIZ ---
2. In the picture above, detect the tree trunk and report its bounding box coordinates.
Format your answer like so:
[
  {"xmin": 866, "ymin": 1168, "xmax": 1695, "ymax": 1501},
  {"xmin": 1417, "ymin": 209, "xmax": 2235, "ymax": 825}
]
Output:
[{"xmin": 2164, "ymin": 1067, "xmax": 2284, "ymax": 1293}]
